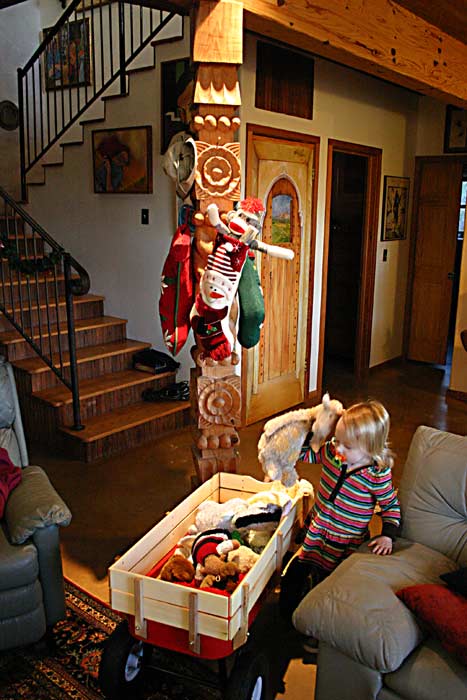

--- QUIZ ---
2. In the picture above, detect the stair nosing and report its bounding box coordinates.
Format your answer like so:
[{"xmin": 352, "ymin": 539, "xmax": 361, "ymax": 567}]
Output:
[
  {"xmin": 60, "ymin": 400, "xmax": 189, "ymax": 442},
  {"xmin": 12, "ymin": 339, "xmax": 151, "ymax": 374},
  {"xmin": 1, "ymin": 292, "xmax": 105, "ymax": 315},
  {"xmin": 0, "ymin": 315, "xmax": 127, "ymax": 345},
  {"xmin": 33, "ymin": 368, "xmax": 176, "ymax": 406}
]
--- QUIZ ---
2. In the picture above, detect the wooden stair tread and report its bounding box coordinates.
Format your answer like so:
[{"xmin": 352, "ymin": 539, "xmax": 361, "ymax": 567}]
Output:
[
  {"xmin": 0, "ymin": 273, "xmax": 77, "ymax": 287},
  {"xmin": 0, "ymin": 315, "xmax": 126, "ymax": 345},
  {"xmin": 60, "ymin": 400, "xmax": 189, "ymax": 442},
  {"xmin": 34, "ymin": 368, "xmax": 176, "ymax": 406},
  {"xmin": 12, "ymin": 339, "xmax": 150, "ymax": 374},
  {"xmin": 1, "ymin": 292, "xmax": 104, "ymax": 315}
]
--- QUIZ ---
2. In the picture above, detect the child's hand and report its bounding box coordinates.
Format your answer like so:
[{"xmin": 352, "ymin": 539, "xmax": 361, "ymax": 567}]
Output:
[{"xmin": 367, "ymin": 535, "xmax": 393, "ymax": 555}]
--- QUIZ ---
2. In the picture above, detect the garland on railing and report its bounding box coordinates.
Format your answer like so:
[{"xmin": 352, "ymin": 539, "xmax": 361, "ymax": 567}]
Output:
[{"xmin": 0, "ymin": 235, "xmax": 63, "ymax": 276}]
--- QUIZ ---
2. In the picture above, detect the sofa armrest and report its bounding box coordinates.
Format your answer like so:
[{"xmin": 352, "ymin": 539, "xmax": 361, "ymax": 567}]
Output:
[
  {"xmin": 4, "ymin": 465, "xmax": 72, "ymax": 544},
  {"xmin": 292, "ymin": 539, "xmax": 457, "ymax": 673}
]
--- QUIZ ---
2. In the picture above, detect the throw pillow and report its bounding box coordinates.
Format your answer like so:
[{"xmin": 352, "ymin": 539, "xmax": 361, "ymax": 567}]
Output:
[
  {"xmin": 440, "ymin": 567, "xmax": 467, "ymax": 597},
  {"xmin": 397, "ymin": 584, "xmax": 467, "ymax": 666}
]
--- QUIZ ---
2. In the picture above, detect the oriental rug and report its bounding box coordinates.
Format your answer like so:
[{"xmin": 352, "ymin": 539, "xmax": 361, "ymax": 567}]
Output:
[{"xmin": 0, "ymin": 580, "xmax": 218, "ymax": 700}]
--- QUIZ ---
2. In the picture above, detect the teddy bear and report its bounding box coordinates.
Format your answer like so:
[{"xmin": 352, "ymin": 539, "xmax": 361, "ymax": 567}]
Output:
[
  {"xmin": 158, "ymin": 554, "xmax": 195, "ymax": 583},
  {"xmin": 199, "ymin": 555, "xmax": 240, "ymax": 592},
  {"xmin": 258, "ymin": 392, "xmax": 344, "ymax": 487},
  {"xmin": 226, "ymin": 544, "xmax": 260, "ymax": 574}
]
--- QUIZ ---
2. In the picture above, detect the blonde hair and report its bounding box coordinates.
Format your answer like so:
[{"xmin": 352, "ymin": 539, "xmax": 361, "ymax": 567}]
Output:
[{"xmin": 340, "ymin": 400, "xmax": 394, "ymax": 471}]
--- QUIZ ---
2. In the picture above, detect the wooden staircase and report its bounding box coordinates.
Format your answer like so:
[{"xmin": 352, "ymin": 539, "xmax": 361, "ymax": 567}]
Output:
[{"xmin": 0, "ymin": 225, "xmax": 190, "ymax": 463}]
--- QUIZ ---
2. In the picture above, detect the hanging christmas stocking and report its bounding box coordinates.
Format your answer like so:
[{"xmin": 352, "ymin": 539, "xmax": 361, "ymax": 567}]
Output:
[
  {"xmin": 159, "ymin": 223, "xmax": 194, "ymax": 356},
  {"xmin": 191, "ymin": 232, "xmax": 249, "ymax": 361},
  {"xmin": 237, "ymin": 253, "xmax": 265, "ymax": 349}
]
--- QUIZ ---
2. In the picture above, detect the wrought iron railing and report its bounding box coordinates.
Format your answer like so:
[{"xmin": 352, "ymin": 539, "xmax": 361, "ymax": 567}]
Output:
[
  {"xmin": 18, "ymin": 0, "xmax": 180, "ymax": 200},
  {"xmin": 0, "ymin": 185, "xmax": 90, "ymax": 430}
]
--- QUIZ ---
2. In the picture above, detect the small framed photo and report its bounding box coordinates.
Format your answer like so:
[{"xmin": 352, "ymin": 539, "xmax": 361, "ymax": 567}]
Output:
[
  {"xmin": 43, "ymin": 18, "xmax": 92, "ymax": 91},
  {"xmin": 444, "ymin": 106, "xmax": 467, "ymax": 153},
  {"xmin": 92, "ymin": 126, "xmax": 153, "ymax": 194},
  {"xmin": 381, "ymin": 176, "xmax": 410, "ymax": 241}
]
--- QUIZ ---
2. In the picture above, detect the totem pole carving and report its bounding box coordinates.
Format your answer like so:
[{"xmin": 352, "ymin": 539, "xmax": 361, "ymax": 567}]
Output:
[{"xmin": 160, "ymin": 0, "xmax": 293, "ymax": 483}]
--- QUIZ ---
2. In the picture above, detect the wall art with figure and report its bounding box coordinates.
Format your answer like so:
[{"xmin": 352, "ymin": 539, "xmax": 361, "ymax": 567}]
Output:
[
  {"xmin": 43, "ymin": 19, "xmax": 91, "ymax": 90},
  {"xmin": 381, "ymin": 176, "xmax": 410, "ymax": 241},
  {"xmin": 92, "ymin": 126, "xmax": 153, "ymax": 194}
]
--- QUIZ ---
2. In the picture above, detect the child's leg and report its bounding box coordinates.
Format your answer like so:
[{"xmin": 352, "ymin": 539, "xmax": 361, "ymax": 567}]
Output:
[{"xmin": 279, "ymin": 551, "xmax": 315, "ymax": 619}]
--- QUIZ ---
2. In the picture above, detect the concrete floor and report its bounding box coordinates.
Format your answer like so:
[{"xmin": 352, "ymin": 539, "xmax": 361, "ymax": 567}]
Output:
[{"xmin": 30, "ymin": 358, "xmax": 467, "ymax": 698}]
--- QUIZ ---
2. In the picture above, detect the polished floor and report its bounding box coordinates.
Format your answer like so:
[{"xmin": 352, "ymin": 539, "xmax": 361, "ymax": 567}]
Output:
[{"xmin": 31, "ymin": 358, "xmax": 467, "ymax": 698}]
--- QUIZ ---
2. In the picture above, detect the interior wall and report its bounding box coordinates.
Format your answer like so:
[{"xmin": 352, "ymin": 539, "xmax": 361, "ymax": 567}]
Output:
[
  {"xmin": 2, "ymin": 12, "xmax": 456, "ymax": 395},
  {"xmin": 241, "ymin": 33, "xmax": 421, "ymax": 392},
  {"xmin": 0, "ymin": 0, "xmax": 42, "ymax": 199},
  {"xmin": 24, "ymin": 17, "xmax": 193, "ymax": 379}
]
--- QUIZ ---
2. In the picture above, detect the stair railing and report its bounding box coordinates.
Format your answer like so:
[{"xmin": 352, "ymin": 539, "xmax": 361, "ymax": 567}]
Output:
[
  {"xmin": 0, "ymin": 185, "xmax": 90, "ymax": 430},
  {"xmin": 18, "ymin": 0, "xmax": 181, "ymax": 200}
]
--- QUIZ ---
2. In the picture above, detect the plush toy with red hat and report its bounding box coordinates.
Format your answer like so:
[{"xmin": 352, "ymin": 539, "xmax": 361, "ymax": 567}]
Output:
[{"xmin": 191, "ymin": 528, "xmax": 240, "ymax": 590}]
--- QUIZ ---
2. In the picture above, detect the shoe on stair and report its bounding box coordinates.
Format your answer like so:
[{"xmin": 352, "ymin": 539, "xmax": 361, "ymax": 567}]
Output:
[{"xmin": 142, "ymin": 381, "xmax": 189, "ymax": 402}]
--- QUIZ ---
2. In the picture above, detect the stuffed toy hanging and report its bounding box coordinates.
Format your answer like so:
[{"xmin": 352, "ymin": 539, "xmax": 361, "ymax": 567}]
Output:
[
  {"xmin": 159, "ymin": 223, "xmax": 194, "ymax": 356},
  {"xmin": 190, "ymin": 231, "xmax": 250, "ymax": 361}
]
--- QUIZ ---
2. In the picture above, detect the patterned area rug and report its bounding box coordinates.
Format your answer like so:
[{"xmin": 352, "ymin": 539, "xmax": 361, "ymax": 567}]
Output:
[{"xmin": 0, "ymin": 580, "xmax": 220, "ymax": 700}]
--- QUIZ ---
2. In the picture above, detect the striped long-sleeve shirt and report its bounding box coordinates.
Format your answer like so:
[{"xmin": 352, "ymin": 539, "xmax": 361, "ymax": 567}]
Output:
[{"xmin": 299, "ymin": 439, "xmax": 401, "ymax": 571}]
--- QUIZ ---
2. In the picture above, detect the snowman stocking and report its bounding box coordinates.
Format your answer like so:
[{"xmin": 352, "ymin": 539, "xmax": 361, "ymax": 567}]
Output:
[{"xmin": 191, "ymin": 232, "xmax": 249, "ymax": 361}]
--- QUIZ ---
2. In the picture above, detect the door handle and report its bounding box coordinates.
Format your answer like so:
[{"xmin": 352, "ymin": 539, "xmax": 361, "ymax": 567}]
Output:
[{"xmin": 447, "ymin": 271, "xmax": 456, "ymax": 280}]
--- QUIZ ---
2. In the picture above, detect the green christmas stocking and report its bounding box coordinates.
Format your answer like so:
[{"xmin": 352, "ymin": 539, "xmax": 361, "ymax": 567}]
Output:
[{"xmin": 238, "ymin": 254, "xmax": 265, "ymax": 349}]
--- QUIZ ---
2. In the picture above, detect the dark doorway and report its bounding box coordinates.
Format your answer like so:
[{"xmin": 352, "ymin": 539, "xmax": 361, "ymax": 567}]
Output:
[{"xmin": 324, "ymin": 151, "xmax": 368, "ymax": 372}]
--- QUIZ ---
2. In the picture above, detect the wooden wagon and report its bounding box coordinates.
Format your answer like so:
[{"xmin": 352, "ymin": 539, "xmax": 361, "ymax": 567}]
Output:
[{"xmin": 99, "ymin": 473, "xmax": 312, "ymax": 699}]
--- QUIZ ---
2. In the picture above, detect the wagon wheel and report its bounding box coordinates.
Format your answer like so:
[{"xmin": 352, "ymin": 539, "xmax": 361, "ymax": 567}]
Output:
[
  {"xmin": 225, "ymin": 650, "xmax": 270, "ymax": 700},
  {"xmin": 98, "ymin": 620, "xmax": 151, "ymax": 699}
]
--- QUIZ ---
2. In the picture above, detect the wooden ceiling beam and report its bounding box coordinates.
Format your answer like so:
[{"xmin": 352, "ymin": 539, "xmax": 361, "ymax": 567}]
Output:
[{"xmin": 242, "ymin": 0, "xmax": 467, "ymax": 108}]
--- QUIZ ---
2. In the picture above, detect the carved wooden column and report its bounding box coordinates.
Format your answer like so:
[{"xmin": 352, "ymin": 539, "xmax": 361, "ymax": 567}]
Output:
[{"xmin": 190, "ymin": 0, "xmax": 243, "ymax": 482}]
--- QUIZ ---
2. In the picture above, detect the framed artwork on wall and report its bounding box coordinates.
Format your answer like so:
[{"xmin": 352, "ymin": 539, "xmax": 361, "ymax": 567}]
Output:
[
  {"xmin": 444, "ymin": 106, "xmax": 467, "ymax": 153},
  {"xmin": 381, "ymin": 176, "xmax": 410, "ymax": 241},
  {"xmin": 160, "ymin": 57, "xmax": 194, "ymax": 154},
  {"xmin": 43, "ymin": 19, "xmax": 92, "ymax": 90},
  {"xmin": 92, "ymin": 126, "xmax": 153, "ymax": 194}
]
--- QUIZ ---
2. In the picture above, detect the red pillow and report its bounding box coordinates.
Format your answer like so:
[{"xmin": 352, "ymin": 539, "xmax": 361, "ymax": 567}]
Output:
[{"xmin": 397, "ymin": 584, "xmax": 467, "ymax": 666}]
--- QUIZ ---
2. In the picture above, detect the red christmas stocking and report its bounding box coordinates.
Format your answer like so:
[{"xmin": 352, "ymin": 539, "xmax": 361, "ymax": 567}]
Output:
[{"xmin": 159, "ymin": 223, "xmax": 194, "ymax": 356}]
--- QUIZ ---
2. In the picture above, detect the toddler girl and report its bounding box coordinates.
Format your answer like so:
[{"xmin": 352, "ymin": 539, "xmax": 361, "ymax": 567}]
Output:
[{"xmin": 280, "ymin": 399, "xmax": 401, "ymax": 617}]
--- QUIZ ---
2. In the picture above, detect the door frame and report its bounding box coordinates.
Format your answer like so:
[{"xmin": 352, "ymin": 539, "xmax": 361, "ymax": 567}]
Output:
[
  {"xmin": 242, "ymin": 123, "xmax": 320, "ymax": 424},
  {"xmin": 318, "ymin": 139, "xmax": 382, "ymax": 386},
  {"xmin": 403, "ymin": 154, "xmax": 466, "ymax": 360}
]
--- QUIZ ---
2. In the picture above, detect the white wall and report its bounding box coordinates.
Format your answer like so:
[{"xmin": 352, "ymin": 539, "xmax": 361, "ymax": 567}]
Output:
[
  {"xmin": 3, "ymin": 10, "xmax": 457, "ymax": 394},
  {"xmin": 25, "ymin": 19, "xmax": 194, "ymax": 380},
  {"xmin": 241, "ymin": 34, "xmax": 420, "ymax": 391},
  {"xmin": 0, "ymin": 0, "xmax": 42, "ymax": 199}
]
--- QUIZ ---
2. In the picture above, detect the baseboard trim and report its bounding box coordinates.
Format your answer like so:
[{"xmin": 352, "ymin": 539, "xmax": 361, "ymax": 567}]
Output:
[{"xmin": 447, "ymin": 389, "xmax": 467, "ymax": 404}]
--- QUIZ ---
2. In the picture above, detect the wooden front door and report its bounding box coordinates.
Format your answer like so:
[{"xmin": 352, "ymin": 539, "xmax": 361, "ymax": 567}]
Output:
[
  {"xmin": 407, "ymin": 157, "xmax": 463, "ymax": 364},
  {"xmin": 243, "ymin": 126, "xmax": 318, "ymax": 425}
]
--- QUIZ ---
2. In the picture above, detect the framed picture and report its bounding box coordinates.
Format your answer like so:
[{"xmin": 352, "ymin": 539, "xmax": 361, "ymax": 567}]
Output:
[
  {"xmin": 43, "ymin": 19, "xmax": 92, "ymax": 91},
  {"xmin": 381, "ymin": 176, "xmax": 410, "ymax": 241},
  {"xmin": 160, "ymin": 57, "xmax": 193, "ymax": 154},
  {"xmin": 92, "ymin": 126, "xmax": 153, "ymax": 194},
  {"xmin": 444, "ymin": 106, "xmax": 467, "ymax": 153}
]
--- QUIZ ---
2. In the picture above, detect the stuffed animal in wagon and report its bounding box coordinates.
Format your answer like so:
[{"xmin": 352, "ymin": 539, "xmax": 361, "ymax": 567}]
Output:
[
  {"xmin": 191, "ymin": 529, "xmax": 240, "ymax": 591},
  {"xmin": 258, "ymin": 393, "xmax": 344, "ymax": 488}
]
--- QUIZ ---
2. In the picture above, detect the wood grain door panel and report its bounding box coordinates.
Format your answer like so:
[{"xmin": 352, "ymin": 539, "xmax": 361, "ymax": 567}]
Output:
[{"xmin": 408, "ymin": 158, "xmax": 462, "ymax": 364}]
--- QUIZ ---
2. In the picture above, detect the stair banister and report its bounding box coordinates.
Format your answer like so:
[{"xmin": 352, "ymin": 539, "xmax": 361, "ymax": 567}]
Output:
[{"xmin": 0, "ymin": 184, "xmax": 90, "ymax": 431}]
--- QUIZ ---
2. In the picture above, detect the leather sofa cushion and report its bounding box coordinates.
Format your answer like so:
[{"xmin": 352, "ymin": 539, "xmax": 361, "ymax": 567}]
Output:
[
  {"xmin": 0, "ymin": 580, "xmax": 43, "ymax": 620},
  {"xmin": 399, "ymin": 426, "xmax": 467, "ymax": 567},
  {"xmin": 0, "ymin": 525, "xmax": 38, "ymax": 591},
  {"xmin": 4, "ymin": 465, "xmax": 72, "ymax": 544},
  {"xmin": 293, "ymin": 538, "xmax": 457, "ymax": 673},
  {"xmin": 384, "ymin": 637, "xmax": 467, "ymax": 700}
]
